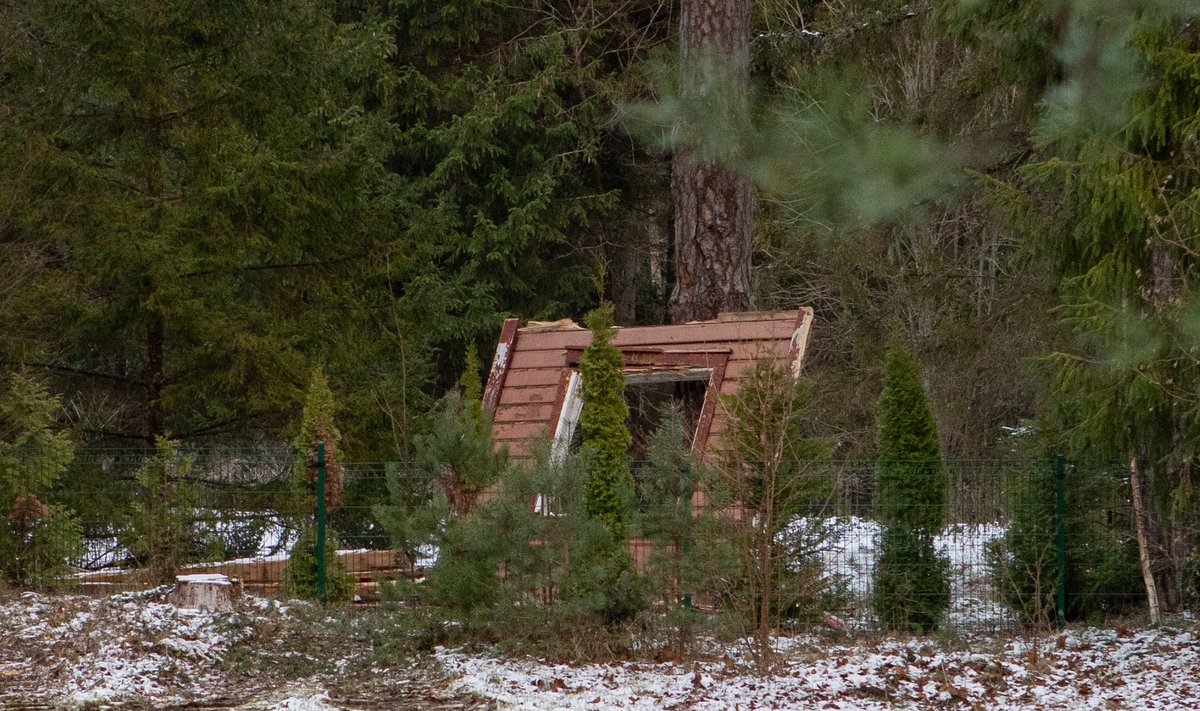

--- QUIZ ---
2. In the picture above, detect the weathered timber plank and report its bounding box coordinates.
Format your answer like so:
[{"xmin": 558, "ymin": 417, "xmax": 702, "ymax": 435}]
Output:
[
  {"xmin": 496, "ymin": 384, "xmax": 559, "ymax": 406},
  {"xmin": 492, "ymin": 401, "xmax": 556, "ymax": 423},
  {"xmin": 501, "ymin": 367, "xmax": 565, "ymax": 388}
]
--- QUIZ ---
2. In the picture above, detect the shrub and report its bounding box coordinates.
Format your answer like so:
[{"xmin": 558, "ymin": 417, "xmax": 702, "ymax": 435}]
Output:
[
  {"xmin": 0, "ymin": 373, "xmax": 81, "ymax": 588},
  {"xmin": 871, "ymin": 343, "xmax": 950, "ymax": 632},
  {"xmin": 281, "ymin": 526, "xmax": 356, "ymax": 603},
  {"xmin": 873, "ymin": 527, "xmax": 950, "ymax": 631},
  {"xmin": 988, "ymin": 462, "xmax": 1143, "ymax": 626}
]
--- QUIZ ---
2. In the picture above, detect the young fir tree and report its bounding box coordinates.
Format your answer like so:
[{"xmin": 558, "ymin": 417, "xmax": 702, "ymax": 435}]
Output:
[
  {"xmin": 283, "ymin": 366, "xmax": 353, "ymax": 601},
  {"xmin": 293, "ymin": 367, "xmax": 343, "ymax": 511},
  {"xmin": 0, "ymin": 373, "xmax": 81, "ymax": 588},
  {"xmin": 124, "ymin": 438, "xmax": 199, "ymax": 584},
  {"xmin": 578, "ymin": 303, "xmax": 634, "ymax": 543},
  {"xmin": 871, "ymin": 343, "xmax": 949, "ymax": 632}
]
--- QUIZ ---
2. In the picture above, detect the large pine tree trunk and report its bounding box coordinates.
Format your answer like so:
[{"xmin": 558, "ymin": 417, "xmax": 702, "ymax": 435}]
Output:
[{"xmin": 670, "ymin": 0, "xmax": 753, "ymax": 324}]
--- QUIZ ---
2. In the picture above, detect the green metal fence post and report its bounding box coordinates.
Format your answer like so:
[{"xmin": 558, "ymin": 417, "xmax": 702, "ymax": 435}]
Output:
[
  {"xmin": 316, "ymin": 441, "xmax": 327, "ymax": 605},
  {"xmin": 1055, "ymin": 453, "xmax": 1066, "ymax": 628}
]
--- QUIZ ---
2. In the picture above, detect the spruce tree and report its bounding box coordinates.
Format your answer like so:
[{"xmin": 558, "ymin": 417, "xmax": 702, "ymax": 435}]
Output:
[
  {"xmin": 578, "ymin": 303, "xmax": 634, "ymax": 542},
  {"xmin": 871, "ymin": 343, "xmax": 949, "ymax": 631},
  {"xmin": 950, "ymin": 0, "xmax": 1200, "ymax": 612},
  {"xmin": 0, "ymin": 0, "xmax": 395, "ymax": 445}
]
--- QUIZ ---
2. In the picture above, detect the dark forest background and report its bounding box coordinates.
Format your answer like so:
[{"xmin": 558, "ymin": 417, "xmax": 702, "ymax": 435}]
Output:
[{"xmin": 1, "ymin": 0, "xmax": 1197, "ymax": 469}]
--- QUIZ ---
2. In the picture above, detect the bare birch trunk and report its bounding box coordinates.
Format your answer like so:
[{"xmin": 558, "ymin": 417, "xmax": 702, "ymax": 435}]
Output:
[{"xmin": 1129, "ymin": 456, "xmax": 1161, "ymax": 624}]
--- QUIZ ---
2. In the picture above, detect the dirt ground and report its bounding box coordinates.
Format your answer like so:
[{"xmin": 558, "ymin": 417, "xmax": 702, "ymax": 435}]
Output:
[{"xmin": 0, "ymin": 588, "xmax": 489, "ymax": 710}]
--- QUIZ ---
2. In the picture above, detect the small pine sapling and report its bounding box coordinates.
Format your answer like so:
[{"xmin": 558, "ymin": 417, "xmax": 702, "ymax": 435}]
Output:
[
  {"xmin": 415, "ymin": 391, "xmax": 506, "ymax": 517},
  {"xmin": 637, "ymin": 405, "xmax": 739, "ymax": 659},
  {"xmin": 375, "ymin": 355, "xmax": 510, "ymax": 610},
  {"xmin": 715, "ymin": 359, "xmax": 832, "ymax": 673}
]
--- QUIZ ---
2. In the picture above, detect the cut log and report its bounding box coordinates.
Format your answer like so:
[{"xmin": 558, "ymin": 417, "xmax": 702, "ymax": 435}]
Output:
[{"xmin": 169, "ymin": 573, "xmax": 240, "ymax": 612}]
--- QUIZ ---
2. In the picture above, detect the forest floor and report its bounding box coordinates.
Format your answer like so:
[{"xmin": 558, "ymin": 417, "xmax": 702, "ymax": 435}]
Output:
[{"xmin": 1, "ymin": 588, "xmax": 1197, "ymax": 710}]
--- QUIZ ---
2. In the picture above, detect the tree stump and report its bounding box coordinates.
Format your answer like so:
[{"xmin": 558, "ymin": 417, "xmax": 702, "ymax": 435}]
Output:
[{"xmin": 169, "ymin": 574, "xmax": 240, "ymax": 612}]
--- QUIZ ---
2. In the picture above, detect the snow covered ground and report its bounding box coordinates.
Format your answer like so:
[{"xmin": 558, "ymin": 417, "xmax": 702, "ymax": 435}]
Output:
[
  {"xmin": 2, "ymin": 588, "xmax": 1196, "ymax": 709},
  {"xmin": 0, "ymin": 588, "xmax": 268, "ymax": 706},
  {"xmin": 440, "ymin": 624, "xmax": 1200, "ymax": 710}
]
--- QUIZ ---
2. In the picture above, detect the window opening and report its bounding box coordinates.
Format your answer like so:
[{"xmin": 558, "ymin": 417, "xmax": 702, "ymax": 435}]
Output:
[{"xmin": 624, "ymin": 377, "xmax": 707, "ymax": 463}]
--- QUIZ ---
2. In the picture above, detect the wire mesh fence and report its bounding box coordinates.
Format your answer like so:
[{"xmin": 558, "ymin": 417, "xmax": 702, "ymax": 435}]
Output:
[{"xmin": 3, "ymin": 449, "xmax": 1145, "ymax": 632}]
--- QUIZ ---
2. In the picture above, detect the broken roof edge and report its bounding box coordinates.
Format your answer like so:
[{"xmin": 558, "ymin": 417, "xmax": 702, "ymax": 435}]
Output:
[
  {"xmin": 519, "ymin": 308, "xmax": 809, "ymax": 334},
  {"xmin": 520, "ymin": 318, "xmax": 586, "ymax": 333}
]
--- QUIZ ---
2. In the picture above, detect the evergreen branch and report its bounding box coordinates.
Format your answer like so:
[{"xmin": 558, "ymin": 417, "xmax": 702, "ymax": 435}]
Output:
[
  {"xmin": 10, "ymin": 361, "xmax": 149, "ymax": 387},
  {"xmin": 80, "ymin": 426, "xmax": 150, "ymax": 442},
  {"xmin": 173, "ymin": 415, "xmax": 254, "ymax": 439},
  {"xmin": 181, "ymin": 254, "xmax": 363, "ymax": 278}
]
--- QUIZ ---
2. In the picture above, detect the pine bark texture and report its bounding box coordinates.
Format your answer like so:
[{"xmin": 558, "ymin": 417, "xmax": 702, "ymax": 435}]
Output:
[{"xmin": 670, "ymin": 0, "xmax": 753, "ymax": 324}]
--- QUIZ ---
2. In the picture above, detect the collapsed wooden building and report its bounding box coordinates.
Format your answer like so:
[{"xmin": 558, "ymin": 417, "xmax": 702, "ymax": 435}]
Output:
[{"xmin": 483, "ymin": 308, "xmax": 814, "ymax": 466}]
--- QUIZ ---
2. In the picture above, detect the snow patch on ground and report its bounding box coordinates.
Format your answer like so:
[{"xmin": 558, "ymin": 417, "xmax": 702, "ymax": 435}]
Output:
[
  {"xmin": 6, "ymin": 590, "xmax": 1197, "ymax": 710},
  {"xmin": 232, "ymin": 685, "xmax": 343, "ymax": 710}
]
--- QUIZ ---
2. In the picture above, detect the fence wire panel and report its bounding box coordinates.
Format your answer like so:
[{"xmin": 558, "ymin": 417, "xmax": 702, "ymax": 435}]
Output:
[
  {"xmin": 5, "ymin": 450, "xmax": 1145, "ymax": 633},
  {"xmin": 6, "ymin": 448, "xmax": 423, "ymax": 599},
  {"xmin": 815, "ymin": 460, "xmax": 1137, "ymax": 632}
]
